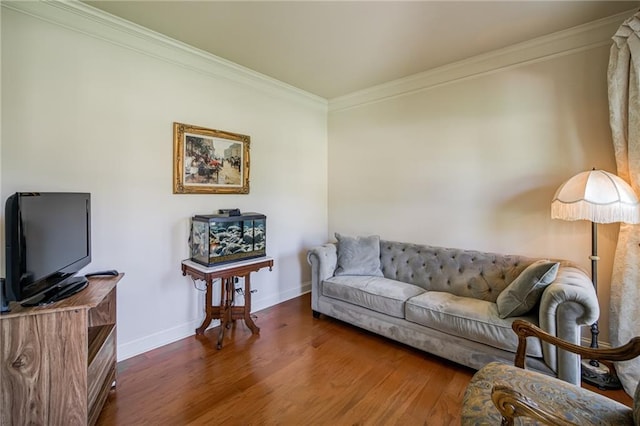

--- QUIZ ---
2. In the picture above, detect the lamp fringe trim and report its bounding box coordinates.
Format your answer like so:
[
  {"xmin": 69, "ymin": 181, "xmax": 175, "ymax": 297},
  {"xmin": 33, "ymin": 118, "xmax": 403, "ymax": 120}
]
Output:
[{"xmin": 551, "ymin": 200, "xmax": 640, "ymax": 224}]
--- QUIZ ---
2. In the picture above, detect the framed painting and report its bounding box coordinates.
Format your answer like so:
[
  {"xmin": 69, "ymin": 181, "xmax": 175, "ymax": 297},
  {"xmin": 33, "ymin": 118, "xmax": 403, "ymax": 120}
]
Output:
[{"xmin": 173, "ymin": 122, "xmax": 250, "ymax": 194}]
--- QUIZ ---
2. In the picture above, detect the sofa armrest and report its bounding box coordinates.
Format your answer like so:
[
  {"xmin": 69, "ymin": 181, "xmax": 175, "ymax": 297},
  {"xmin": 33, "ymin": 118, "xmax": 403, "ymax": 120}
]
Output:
[
  {"xmin": 307, "ymin": 243, "xmax": 338, "ymax": 311},
  {"xmin": 537, "ymin": 265, "xmax": 599, "ymax": 384}
]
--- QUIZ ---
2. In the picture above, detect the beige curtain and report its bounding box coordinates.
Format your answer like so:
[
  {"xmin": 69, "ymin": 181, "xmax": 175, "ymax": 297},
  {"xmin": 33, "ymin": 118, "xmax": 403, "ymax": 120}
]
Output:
[{"xmin": 608, "ymin": 11, "xmax": 640, "ymax": 396}]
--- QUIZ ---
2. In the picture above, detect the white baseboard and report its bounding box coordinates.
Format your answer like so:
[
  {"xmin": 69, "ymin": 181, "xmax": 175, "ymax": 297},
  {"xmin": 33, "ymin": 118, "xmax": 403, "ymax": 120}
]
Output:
[
  {"xmin": 251, "ymin": 281, "xmax": 311, "ymax": 312},
  {"xmin": 119, "ymin": 290, "xmax": 606, "ymax": 361},
  {"xmin": 117, "ymin": 318, "xmax": 219, "ymax": 361},
  {"xmin": 117, "ymin": 282, "xmax": 311, "ymax": 361}
]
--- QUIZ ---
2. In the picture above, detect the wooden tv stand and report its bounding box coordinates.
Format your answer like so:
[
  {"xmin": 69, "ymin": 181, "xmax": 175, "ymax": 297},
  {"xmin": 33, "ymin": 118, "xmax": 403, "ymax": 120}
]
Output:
[{"xmin": 0, "ymin": 274, "xmax": 123, "ymax": 425}]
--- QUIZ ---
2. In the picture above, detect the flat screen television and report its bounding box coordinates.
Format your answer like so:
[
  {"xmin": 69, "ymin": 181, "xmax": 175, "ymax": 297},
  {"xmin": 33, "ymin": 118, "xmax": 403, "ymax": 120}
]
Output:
[{"xmin": 4, "ymin": 192, "xmax": 91, "ymax": 306}]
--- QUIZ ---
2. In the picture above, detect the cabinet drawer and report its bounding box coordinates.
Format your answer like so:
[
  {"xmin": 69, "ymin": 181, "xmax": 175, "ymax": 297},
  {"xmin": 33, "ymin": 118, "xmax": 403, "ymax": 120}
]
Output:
[{"xmin": 87, "ymin": 325, "xmax": 116, "ymax": 415}]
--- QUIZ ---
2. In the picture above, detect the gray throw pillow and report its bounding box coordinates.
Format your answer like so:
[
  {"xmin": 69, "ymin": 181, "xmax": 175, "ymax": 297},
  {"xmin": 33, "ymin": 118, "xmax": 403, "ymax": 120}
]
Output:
[
  {"xmin": 496, "ymin": 260, "xmax": 559, "ymax": 318},
  {"xmin": 334, "ymin": 233, "xmax": 383, "ymax": 277}
]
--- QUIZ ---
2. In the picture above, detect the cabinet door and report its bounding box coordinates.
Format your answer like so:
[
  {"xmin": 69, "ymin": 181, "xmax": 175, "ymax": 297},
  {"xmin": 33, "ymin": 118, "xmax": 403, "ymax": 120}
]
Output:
[{"xmin": 1, "ymin": 309, "xmax": 88, "ymax": 424}]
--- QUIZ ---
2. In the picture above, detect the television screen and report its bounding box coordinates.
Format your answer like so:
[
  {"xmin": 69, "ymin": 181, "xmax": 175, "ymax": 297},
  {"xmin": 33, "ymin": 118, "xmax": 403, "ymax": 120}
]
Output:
[{"xmin": 5, "ymin": 192, "xmax": 91, "ymax": 304}]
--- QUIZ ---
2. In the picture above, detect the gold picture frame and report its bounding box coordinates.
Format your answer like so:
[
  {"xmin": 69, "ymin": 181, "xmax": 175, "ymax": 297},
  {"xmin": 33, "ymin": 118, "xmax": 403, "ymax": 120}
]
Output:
[{"xmin": 173, "ymin": 122, "xmax": 250, "ymax": 194}]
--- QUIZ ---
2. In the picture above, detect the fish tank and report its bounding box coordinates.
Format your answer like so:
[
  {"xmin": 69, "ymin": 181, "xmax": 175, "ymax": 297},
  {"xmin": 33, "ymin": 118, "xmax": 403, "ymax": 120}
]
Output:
[{"xmin": 190, "ymin": 212, "xmax": 266, "ymax": 266}]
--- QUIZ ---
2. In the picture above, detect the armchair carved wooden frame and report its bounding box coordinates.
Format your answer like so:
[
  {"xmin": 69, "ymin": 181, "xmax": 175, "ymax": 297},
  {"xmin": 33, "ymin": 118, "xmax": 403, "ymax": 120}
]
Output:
[{"xmin": 462, "ymin": 320, "xmax": 640, "ymax": 426}]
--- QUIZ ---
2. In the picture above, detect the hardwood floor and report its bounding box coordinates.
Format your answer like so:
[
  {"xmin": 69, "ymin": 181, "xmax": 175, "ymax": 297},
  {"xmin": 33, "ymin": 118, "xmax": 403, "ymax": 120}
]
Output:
[{"xmin": 97, "ymin": 293, "xmax": 633, "ymax": 425}]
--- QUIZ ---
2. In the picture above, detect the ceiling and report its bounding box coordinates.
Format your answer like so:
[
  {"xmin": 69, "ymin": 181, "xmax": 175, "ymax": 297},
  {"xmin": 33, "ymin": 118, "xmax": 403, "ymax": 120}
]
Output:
[{"xmin": 85, "ymin": 1, "xmax": 639, "ymax": 99}]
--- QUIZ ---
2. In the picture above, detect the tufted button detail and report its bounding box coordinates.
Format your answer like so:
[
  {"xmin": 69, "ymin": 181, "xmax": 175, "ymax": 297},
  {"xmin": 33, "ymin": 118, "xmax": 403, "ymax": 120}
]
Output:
[
  {"xmin": 467, "ymin": 284, "xmax": 472, "ymax": 289},
  {"xmin": 447, "ymin": 280, "xmax": 451, "ymax": 285},
  {"xmin": 440, "ymin": 265, "xmax": 444, "ymax": 270}
]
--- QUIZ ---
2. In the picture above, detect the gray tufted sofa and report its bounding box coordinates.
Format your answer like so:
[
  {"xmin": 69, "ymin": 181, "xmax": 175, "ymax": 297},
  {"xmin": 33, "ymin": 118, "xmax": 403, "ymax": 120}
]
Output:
[{"xmin": 307, "ymin": 239, "xmax": 600, "ymax": 385}]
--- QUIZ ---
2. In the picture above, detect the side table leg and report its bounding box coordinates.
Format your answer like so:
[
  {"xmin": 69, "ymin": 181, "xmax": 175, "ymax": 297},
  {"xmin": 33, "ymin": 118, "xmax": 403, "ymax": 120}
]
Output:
[
  {"xmin": 243, "ymin": 273, "xmax": 260, "ymax": 334},
  {"xmin": 196, "ymin": 278, "xmax": 214, "ymax": 335},
  {"xmin": 217, "ymin": 277, "xmax": 231, "ymax": 349},
  {"xmin": 227, "ymin": 277, "xmax": 235, "ymax": 329}
]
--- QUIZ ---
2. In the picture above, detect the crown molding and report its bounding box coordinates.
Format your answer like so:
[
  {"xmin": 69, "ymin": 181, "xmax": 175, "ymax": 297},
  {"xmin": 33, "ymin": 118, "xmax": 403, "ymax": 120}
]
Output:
[
  {"xmin": 4, "ymin": 1, "xmax": 633, "ymax": 114},
  {"xmin": 329, "ymin": 9, "xmax": 636, "ymax": 113},
  {"xmin": 2, "ymin": 0, "xmax": 327, "ymax": 111}
]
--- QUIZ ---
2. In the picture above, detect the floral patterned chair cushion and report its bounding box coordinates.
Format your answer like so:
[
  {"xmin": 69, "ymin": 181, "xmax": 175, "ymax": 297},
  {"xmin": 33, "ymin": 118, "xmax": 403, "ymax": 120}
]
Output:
[
  {"xmin": 635, "ymin": 380, "xmax": 640, "ymax": 425},
  {"xmin": 461, "ymin": 361, "xmax": 635, "ymax": 425}
]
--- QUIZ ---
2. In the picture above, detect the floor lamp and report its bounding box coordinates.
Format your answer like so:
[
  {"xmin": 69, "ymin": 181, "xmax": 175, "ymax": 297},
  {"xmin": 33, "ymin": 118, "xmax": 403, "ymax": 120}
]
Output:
[{"xmin": 551, "ymin": 169, "xmax": 640, "ymax": 390}]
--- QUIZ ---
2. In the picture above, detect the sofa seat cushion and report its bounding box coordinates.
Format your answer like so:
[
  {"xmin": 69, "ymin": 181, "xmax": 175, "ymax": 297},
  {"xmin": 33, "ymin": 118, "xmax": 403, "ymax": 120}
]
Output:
[
  {"xmin": 405, "ymin": 291, "xmax": 542, "ymax": 357},
  {"xmin": 322, "ymin": 276, "xmax": 426, "ymax": 318}
]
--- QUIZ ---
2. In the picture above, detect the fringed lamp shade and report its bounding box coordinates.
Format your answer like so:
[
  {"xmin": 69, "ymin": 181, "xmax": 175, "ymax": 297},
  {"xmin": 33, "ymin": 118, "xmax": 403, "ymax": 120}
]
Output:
[{"xmin": 551, "ymin": 170, "xmax": 640, "ymax": 224}]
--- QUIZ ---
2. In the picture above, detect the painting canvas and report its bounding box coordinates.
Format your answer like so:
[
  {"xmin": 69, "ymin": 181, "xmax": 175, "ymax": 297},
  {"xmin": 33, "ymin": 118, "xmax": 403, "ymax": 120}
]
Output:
[{"xmin": 173, "ymin": 122, "xmax": 250, "ymax": 194}]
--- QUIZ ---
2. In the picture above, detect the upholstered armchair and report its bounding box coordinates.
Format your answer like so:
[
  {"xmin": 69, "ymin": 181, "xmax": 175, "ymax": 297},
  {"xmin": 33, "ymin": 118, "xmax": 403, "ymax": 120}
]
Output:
[{"xmin": 461, "ymin": 320, "xmax": 640, "ymax": 425}]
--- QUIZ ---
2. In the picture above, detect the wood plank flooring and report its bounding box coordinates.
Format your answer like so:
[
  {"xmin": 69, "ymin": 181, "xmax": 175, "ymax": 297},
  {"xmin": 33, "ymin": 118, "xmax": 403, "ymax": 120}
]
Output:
[{"xmin": 96, "ymin": 293, "xmax": 633, "ymax": 425}]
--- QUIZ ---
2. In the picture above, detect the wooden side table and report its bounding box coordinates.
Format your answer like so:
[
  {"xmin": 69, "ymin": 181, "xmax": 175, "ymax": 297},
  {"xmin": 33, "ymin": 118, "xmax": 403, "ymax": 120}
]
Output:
[{"xmin": 181, "ymin": 256, "xmax": 274, "ymax": 349}]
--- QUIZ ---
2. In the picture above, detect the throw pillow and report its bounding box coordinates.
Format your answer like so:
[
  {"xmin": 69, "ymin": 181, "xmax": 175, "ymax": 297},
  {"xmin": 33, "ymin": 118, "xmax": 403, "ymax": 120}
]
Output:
[
  {"xmin": 496, "ymin": 260, "xmax": 560, "ymax": 319},
  {"xmin": 334, "ymin": 233, "xmax": 383, "ymax": 277}
]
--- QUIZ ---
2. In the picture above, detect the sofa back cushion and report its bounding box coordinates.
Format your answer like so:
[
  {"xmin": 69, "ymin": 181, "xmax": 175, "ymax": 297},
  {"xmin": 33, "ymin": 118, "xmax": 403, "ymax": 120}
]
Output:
[{"xmin": 379, "ymin": 240, "xmax": 536, "ymax": 302}]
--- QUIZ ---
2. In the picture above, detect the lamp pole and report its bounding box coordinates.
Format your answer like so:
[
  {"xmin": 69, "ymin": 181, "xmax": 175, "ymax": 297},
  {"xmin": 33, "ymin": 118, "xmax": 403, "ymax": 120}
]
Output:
[
  {"xmin": 581, "ymin": 221, "xmax": 622, "ymax": 389},
  {"xmin": 589, "ymin": 221, "xmax": 599, "ymax": 352}
]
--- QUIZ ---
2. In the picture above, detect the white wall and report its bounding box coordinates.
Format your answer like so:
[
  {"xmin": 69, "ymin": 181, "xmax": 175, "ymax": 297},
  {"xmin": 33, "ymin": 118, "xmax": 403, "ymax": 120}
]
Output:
[
  {"xmin": 1, "ymin": 4, "xmax": 328, "ymax": 359},
  {"xmin": 328, "ymin": 20, "xmax": 625, "ymax": 342},
  {"xmin": 2, "ymin": 2, "xmax": 630, "ymax": 355}
]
